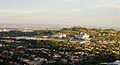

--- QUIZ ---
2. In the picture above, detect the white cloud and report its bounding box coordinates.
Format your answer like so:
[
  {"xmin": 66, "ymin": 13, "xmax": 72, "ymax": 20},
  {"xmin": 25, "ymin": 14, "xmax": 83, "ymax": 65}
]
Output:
[
  {"xmin": 0, "ymin": 9, "xmax": 57, "ymax": 13},
  {"xmin": 0, "ymin": 9, "xmax": 32, "ymax": 13},
  {"xmin": 63, "ymin": 2, "xmax": 120, "ymax": 13}
]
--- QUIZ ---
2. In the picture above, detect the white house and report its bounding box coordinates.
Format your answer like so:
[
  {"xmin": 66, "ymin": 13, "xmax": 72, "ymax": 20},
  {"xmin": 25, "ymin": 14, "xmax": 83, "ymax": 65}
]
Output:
[
  {"xmin": 54, "ymin": 33, "xmax": 67, "ymax": 38},
  {"xmin": 75, "ymin": 32, "xmax": 90, "ymax": 40}
]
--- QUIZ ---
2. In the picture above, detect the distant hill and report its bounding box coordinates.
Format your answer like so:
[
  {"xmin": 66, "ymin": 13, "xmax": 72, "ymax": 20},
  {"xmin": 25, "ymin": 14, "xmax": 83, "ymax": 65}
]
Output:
[
  {"xmin": 0, "ymin": 23, "xmax": 72, "ymax": 30},
  {"xmin": 0, "ymin": 23, "xmax": 119, "ymax": 31}
]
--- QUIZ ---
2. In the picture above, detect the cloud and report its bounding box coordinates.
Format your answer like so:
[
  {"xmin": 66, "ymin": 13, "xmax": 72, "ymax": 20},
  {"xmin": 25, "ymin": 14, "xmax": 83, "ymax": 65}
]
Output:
[
  {"xmin": 0, "ymin": 9, "xmax": 59, "ymax": 14},
  {"xmin": 0, "ymin": 9, "xmax": 32, "ymax": 13},
  {"xmin": 89, "ymin": 3, "xmax": 120, "ymax": 9},
  {"xmin": 62, "ymin": 3, "xmax": 120, "ymax": 13},
  {"xmin": 0, "ymin": 0, "xmax": 120, "ymax": 14}
]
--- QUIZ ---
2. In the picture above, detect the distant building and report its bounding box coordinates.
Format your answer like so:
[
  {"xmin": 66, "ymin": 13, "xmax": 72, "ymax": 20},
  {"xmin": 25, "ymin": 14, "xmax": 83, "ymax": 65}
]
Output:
[
  {"xmin": 0, "ymin": 28, "xmax": 10, "ymax": 32},
  {"xmin": 1, "ymin": 40, "xmax": 14, "ymax": 43},
  {"xmin": 101, "ymin": 60, "xmax": 120, "ymax": 65},
  {"xmin": 53, "ymin": 53, "xmax": 61, "ymax": 59},
  {"xmin": 0, "ymin": 28, "xmax": 19, "ymax": 32},
  {"xmin": 75, "ymin": 32, "xmax": 90, "ymax": 40},
  {"xmin": 20, "ymin": 27, "xmax": 34, "ymax": 32},
  {"xmin": 70, "ymin": 32, "xmax": 90, "ymax": 43},
  {"xmin": 53, "ymin": 33, "xmax": 67, "ymax": 38}
]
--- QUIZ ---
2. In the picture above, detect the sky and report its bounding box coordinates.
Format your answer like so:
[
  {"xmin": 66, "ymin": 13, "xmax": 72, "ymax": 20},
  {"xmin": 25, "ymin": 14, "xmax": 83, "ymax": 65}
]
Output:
[{"xmin": 0, "ymin": 0, "xmax": 120, "ymax": 27}]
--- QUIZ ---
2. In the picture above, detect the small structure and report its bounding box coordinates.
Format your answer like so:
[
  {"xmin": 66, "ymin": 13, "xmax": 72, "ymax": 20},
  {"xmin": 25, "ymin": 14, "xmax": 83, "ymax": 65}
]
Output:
[
  {"xmin": 101, "ymin": 60, "xmax": 120, "ymax": 65},
  {"xmin": 0, "ymin": 28, "xmax": 10, "ymax": 32},
  {"xmin": 52, "ymin": 53, "xmax": 61, "ymax": 60},
  {"xmin": 53, "ymin": 33, "xmax": 67, "ymax": 38},
  {"xmin": 0, "ymin": 44, "xmax": 2, "ymax": 47},
  {"xmin": 21, "ymin": 27, "xmax": 34, "ymax": 32},
  {"xmin": 70, "ymin": 32, "xmax": 90, "ymax": 43},
  {"xmin": 75, "ymin": 32, "xmax": 90, "ymax": 40},
  {"xmin": 1, "ymin": 40, "xmax": 14, "ymax": 43}
]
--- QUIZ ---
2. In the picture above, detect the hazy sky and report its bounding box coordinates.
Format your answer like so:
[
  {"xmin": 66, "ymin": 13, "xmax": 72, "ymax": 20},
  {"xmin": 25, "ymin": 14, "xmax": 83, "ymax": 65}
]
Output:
[{"xmin": 0, "ymin": 0, "xmax": 120, "ymax": 27}]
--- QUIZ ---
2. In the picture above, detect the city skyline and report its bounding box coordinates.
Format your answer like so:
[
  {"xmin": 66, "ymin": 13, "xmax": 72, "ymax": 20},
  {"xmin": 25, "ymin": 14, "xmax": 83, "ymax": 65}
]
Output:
[{"xmin": 0, "ymin": 0, "xmax": 120, "ymax": 27}]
